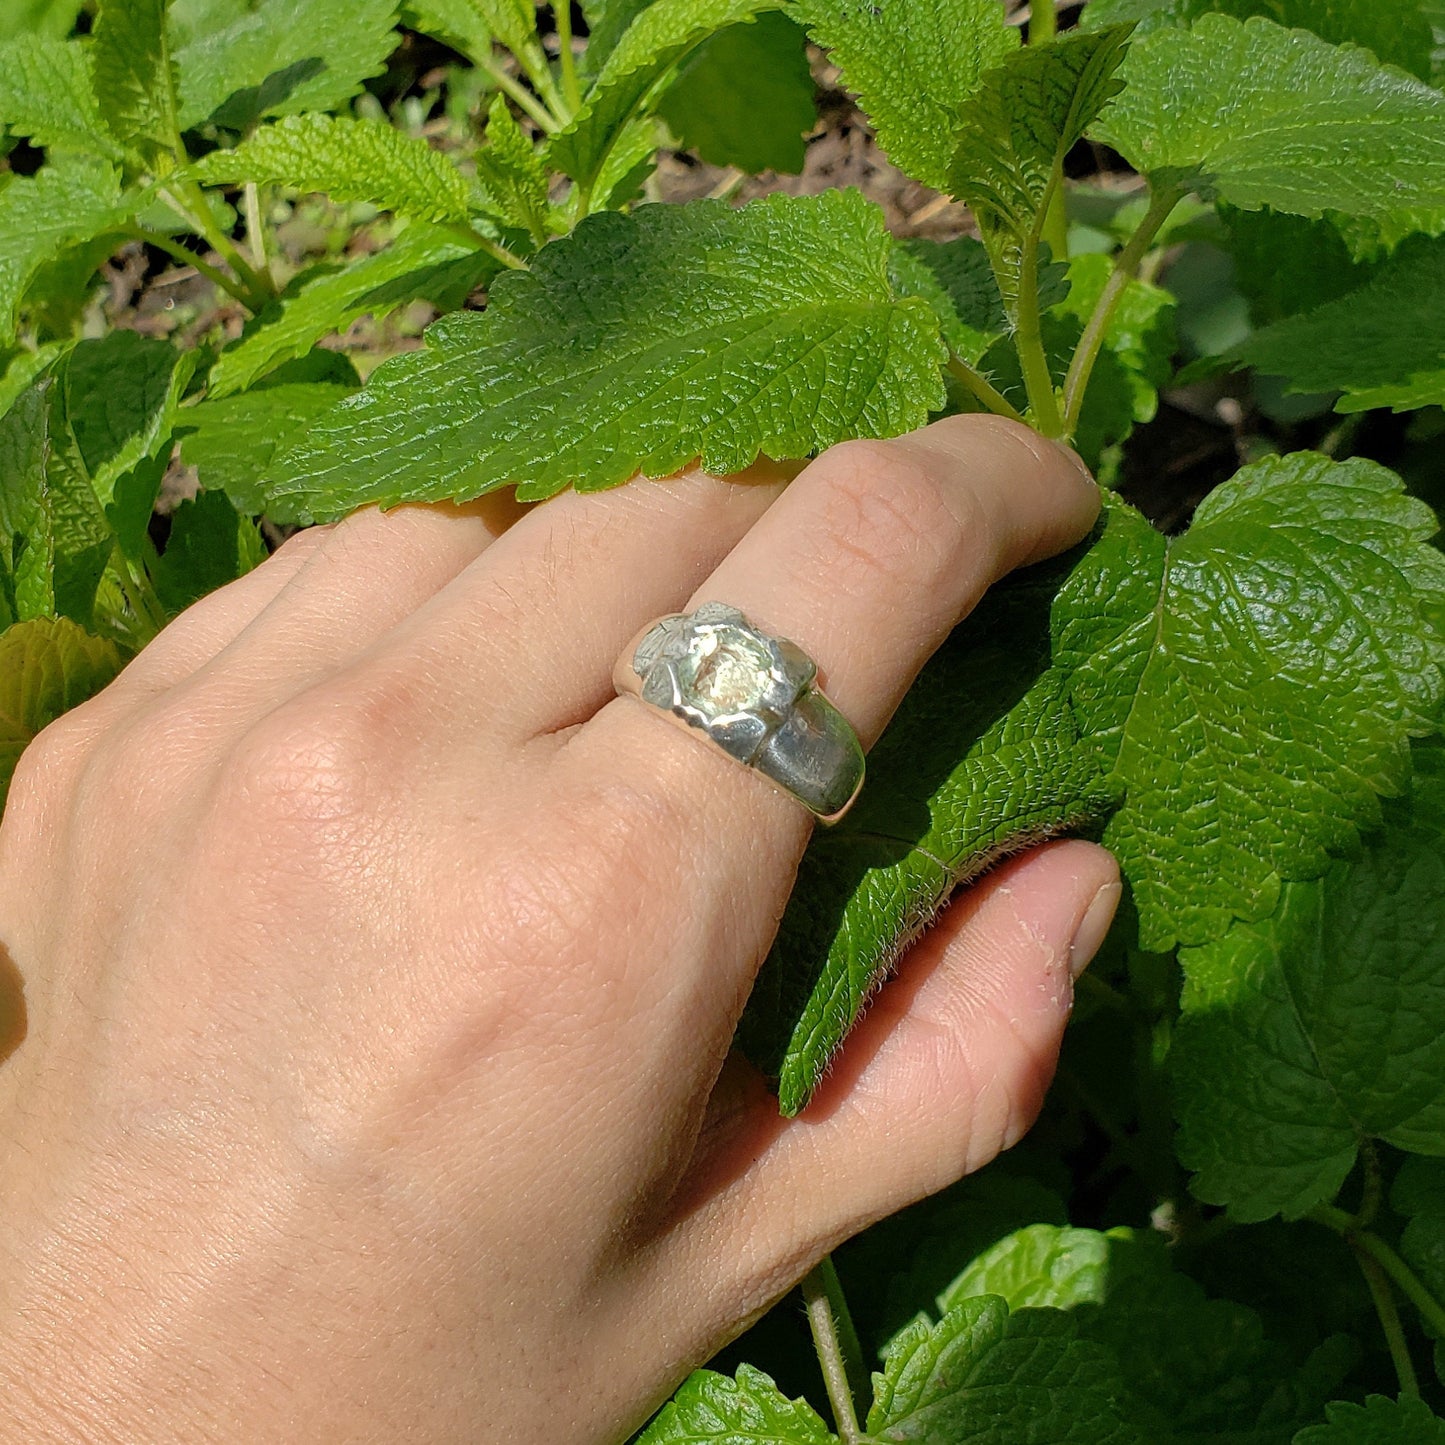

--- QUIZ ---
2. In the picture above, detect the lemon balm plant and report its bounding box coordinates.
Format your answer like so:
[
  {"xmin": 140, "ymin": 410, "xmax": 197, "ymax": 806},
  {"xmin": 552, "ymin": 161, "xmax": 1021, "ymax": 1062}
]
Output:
[{"xmin": 2, "ymin": 0, "xmax": 1445, "ymax": 1437}]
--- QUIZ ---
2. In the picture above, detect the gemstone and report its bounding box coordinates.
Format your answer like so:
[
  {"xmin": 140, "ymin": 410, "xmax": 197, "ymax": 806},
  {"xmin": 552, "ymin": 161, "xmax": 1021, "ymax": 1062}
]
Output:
[{"xmin": 674, "ymin": 624, "xmax": 776, "ymax": 716}]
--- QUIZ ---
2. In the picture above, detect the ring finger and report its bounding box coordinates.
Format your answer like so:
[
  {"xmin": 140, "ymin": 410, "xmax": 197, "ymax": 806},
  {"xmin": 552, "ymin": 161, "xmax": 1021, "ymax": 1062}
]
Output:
[{"xmin": 565, "ymin": 415, "xmax": 1099, "ymax": 1057}]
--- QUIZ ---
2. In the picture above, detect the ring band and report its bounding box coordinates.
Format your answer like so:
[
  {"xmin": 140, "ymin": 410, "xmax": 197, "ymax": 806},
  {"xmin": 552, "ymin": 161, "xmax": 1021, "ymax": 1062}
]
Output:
[{"xmin": 612, "ymin": 602, "xmax": 865, "ymax": 823}]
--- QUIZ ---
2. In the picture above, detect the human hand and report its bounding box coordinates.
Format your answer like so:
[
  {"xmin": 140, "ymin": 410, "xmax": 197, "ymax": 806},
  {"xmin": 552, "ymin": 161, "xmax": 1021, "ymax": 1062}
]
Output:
[{"xmin": 0, "ymin": 415, "xmax": 1117, "ymax": 1444}]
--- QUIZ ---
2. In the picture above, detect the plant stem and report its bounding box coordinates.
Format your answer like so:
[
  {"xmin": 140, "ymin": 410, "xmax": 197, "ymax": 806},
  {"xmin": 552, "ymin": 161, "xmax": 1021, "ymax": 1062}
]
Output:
[
  {"xmin": 803, "ymin": 1258, "xmax": 869, "ymax": 1444},
  {"xmin": 1357, "ymin": 1139, "xmax": 1384, "ymax": 1230},
  {"xmin": 1061, "ymin": 185, "xmax": 1180, "ymax": 431},
  {"xmin": 1013, "ymin": 222, "xmax": 1066, "ymax": 437},
  {"xmin": 946, "ymin": 355, "xmax": 1028, "ymax": 424},
  {"xmin": 1309, "ymin": 1204, "xmax": 1445, "ymax": 1338},
  {"xmin": 555, "ymin": 1, "xmax": 582, "ymax": 113},
  {"xmin": 1029, "ymin": 0, "xmax": 1058, "ymax": 43},
  {"xmin": 478, "ymin": 56, "xmax": 561, "ymax": 133},
  {"xmin": 441, "ymin": 221, "xmax": 530, "ymax": 270},
  {"xmin": 133, "ymin": 229, "xmax": 257, "ymax": 307},
  {"xmin": 158, "ymin": 184, "xmax": 274, "ymax": 305},
  {"xmin": 242, "ymin": 180, "xmax": 269, "ymax": 280},
  {"xmin": 116, "ymin": 558, "xmax": 169, "ymax": 643},
  {"xmin": 1358, "ymin": 1248, "xmax": 1420, "ymax": 1398}
]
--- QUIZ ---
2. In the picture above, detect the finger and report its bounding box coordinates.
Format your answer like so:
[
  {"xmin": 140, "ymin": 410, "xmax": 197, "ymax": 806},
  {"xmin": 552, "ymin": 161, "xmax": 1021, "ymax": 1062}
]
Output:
[
  {"xmin": 661, "ymin": 841, "xmax": 1121, "ymax": 1320},
  {"xmin": 564, "ymin": 417, "xmax": 1098, "ymax": 1044},
  {"xmin": 336, "ymin": 459, "xmax": 794, "ymax": 740}
]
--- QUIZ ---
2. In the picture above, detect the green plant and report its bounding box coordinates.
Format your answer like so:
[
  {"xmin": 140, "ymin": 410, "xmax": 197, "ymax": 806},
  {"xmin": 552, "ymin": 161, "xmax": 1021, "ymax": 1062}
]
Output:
[{"xmin": 2, "ymin": 0, "xmax": 1445, "ymax": 1438}]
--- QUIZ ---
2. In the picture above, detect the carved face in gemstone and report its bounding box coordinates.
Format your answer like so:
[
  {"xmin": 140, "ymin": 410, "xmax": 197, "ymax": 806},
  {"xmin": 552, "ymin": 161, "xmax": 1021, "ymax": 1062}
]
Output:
[{"xmin": 632, "ymin": 603, "xmax": 815, "ymax": 760}]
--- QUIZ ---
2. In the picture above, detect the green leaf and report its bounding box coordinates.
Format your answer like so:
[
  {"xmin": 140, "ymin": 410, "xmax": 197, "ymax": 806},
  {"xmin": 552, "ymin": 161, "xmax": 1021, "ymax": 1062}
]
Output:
[
  {"xmin": 655, "ymin": 11, "xmax": 816, "ymax": 173},
  {"xmin": 0, "ymin": 0, "xmax": 85, "ymax": 42},
  {"xmin": 208, "ymin": 224, "xmax": 497, "ymax": 396},
  {"xmin": 795, "ymin": 0, "xmax": 1017, "ymax": 191},
  {"xmin": 192, "ymin": 114, "xmax": 473, "ymax": 225},
  {"xmin": 1095, "ymin": 15, "xmax": 1445, "ymax": 235},
  {"xmin": 0, "ymin": 157, "xmax": 135, "ymax": 345},
  {"xmin": 91, "ymin": 0, "xmax": 179, "ymax": 160},
  {"xmin": 579, "ymin": 0, "xmax": 651, "ymax": 69},
  {"xmin": 746, "ymin": 549, "xmax": 1117, "ymax": 1114},
  {"xmin": 0, "ymin": 616, "xmax": 125, "ymax": 811},
  {"xmin": 551, "ymin": 0, "xmax": 778, "ymax": 191},
  {"xmin": 0, "ymin": 36, "xmax": 123, "ymax": 157},
  {"xmin": 1393, "ymin": 1157, "xmax": 1445, "ymax": 1365},
  {"xmin": 1172, "ymin": 744, "xmax": 1445, "ymax": 1221},
  {"xmin": 0, "ymin": 376, "xmax": 57, "ymax": 621},
  {"xmin": 756, "ymin": 454, "xmax": 1445, "ymax": 1111},
  {"xmin": 836, "ymin": 1170, "xmax": 1069, "ymax": 1353},
  {"xmin": 1071, "ymin": 457, "xmax": 1445, "ymax": 950},
  {"xmin": 267, "ymin": 191, "xmax": 945, "ymax": 523},
  {"xmin": 638, "ymin": 1364, "xmax": 835, "ymax": 1443},
  {"xmin": 1294, "ymin": 1396, "xmax": 1445, "ymax": 1444},
  {"xmin": 938, "ymin": 1224, "xmax": 1133, "ymax": 1314},
  {"xmin": 1233, "ymin": 235, "xmax": 1445, "ymax": 413},
  {"xmin": 1080, "ymin": 0, "xmax": 1436, "ymax": 83},
  {"xmin": 469, "ymin": 0, "xmax": 543, "ymax": 68},
  {"xmin": 62, "ymin": 329, "xmax": 192, "ymax": 518},
  {"xmin": 933, "ymin": 1224, "xmax": 1349, "ymax": 1440},
  {"xmin": 865, "ymin": 1295, "xmax": 1142, "ymax": 1442},
  {"xmin": 152, "ymin": 488, "xmax": 264, "ymax": 614},
  {"xmin": 178, "ymin": 363, "xmax": 361, "ymax": 513},
  {"xmin": 1220, "ymin": 205, "xmax": 1381, "ymax": 324},
  {"xmin": 887, "ymin": 235, "xmax": 1008, "ymax": 368},
  {"xmin": 399, "ymin": 0, "xmax": 492, "ymax": 65},
  {"xmin": 947, "ymin": 26, "xmax": 1132, "ymax": 311},
  {"xmin": 474, "ymin": 92, "xmax": 552, "ymax": 237},
  {"xmin": 169, "ymin": 0, "xmax": 400, "ymax": 131}
]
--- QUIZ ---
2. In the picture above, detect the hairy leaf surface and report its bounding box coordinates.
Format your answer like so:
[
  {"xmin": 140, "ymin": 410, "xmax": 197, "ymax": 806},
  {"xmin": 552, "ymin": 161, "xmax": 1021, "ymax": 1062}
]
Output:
[
  {"xmin": 192, "ymin": 114, "xmax": 473, "ymax": 224},
  {"xmin": 1234, "ymin": 236, "xmax": 1445, "ymax": 412},
  {"xmin": 1172, "ymin": 744, "xmax": 1445, "ymax": 1221},
  {"xmin": 0, "ymin": 36, "xmax": 122, "ymax": 157},
  {"xmin": 0, "ymin": 616, "xmax": 124, "ymax": 810},
  {"xmin": 0, "ymin": 158, "xmax": 134, "ymax": 345},
  {"xmin": 1096, "ymin": 15, "xmax": 1445, "ymax": 234},
  {"xmin": 268, "ymin": 192, "xmax": 944, "ymax": 521},
  {"xmin": 180, "ymin": 363, "xmax": 360, "ymax": 512},
  {"xmin": 866, "ymin": 1295, "xmax": 1140, "ymax": 1442},
  {"xmin": 169, "ymin": 0, "xmax": 399, "ymax": 130},
  {"xmin": 948, "ymin": 26, "xmax": 1131, "ymax": 310},
  {"xmin": 1081, "ymin": 0, "xmax": 1436, "ymax": 80},
  {"xmin": 794, "ymin": 0, "xmax": 1017, "ymax": 191},
  {"xmin": 474, "ymin": 93, "xmax": 552, "ymax": 237},
  {"xmin": 636, "ymin": 1364, "xmax": 835, "ymax": 1443},
  {"xmin": 0, "ymin": 378, "xmax": 57, "ymax": 621},
  {"xmin": 209, "ymin": 225, "xmax": 497, "ymax": 396},
  {"xmin": 887, "ymin": 235, "xmax": 1008, "ymax": 368},
  {"xmin": 91, "ymin": 0, "xmax": 177, "ymax": 160}
]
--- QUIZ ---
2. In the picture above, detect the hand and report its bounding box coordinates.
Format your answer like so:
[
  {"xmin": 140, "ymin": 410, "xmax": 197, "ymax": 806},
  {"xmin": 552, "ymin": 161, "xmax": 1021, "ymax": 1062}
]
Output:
[{"xmin": 0, "ymin": 416, "xmax": 1117, "ymax": 1444}]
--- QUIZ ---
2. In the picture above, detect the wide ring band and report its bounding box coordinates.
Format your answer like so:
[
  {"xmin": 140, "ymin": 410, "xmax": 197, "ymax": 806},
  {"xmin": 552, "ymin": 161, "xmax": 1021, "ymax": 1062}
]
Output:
[{"xmin": 612, "ymin": 602, "xmax": 865, "ymax": 823}]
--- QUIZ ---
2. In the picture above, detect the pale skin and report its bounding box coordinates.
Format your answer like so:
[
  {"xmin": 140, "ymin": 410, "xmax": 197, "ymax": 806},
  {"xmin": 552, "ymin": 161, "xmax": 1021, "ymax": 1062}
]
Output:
[{"xmin": 0, "ymin": 415, "xmax": 1119, "ymax": 1444}]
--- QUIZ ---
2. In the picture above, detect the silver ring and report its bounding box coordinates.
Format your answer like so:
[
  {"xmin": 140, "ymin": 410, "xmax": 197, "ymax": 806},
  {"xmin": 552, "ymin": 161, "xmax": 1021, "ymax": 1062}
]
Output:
[{"xmin": 612, "ymin": 602, "xmax": 865, "ymax": 824}]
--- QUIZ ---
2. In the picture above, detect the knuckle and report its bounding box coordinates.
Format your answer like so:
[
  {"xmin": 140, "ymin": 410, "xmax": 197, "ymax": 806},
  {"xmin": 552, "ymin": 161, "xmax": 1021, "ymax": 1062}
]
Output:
[
  {"xmin": 215, "ymin": 698, "xmax": 376, "ymax": 844},
  {"xmin": 814, "ymin": 439, "xmax": 979, "ymax": 590}
]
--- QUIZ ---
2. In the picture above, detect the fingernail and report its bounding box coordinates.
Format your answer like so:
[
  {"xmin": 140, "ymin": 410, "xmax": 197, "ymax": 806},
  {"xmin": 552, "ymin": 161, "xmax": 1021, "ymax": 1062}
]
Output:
[{"xmin": 1069, "ymin": 881, "xmax": 1121, "ymax": 980}]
